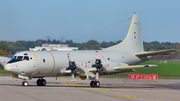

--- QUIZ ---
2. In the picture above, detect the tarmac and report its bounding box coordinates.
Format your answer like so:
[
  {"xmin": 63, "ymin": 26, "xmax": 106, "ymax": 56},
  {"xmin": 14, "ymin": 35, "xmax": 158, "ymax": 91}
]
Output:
[{"xmin": 0, "ymin": 76, "xmax": 180, "ymax": 101}]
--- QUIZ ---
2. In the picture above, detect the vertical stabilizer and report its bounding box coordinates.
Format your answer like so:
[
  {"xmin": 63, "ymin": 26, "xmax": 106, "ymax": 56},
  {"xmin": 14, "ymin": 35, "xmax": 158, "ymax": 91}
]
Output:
[{"xmin": 105, "ymin": 14, "xmax": 144, "ymax": 52}]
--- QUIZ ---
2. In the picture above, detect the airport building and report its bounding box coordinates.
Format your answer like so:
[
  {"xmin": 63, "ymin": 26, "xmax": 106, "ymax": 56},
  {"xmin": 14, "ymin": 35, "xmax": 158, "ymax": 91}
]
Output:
[{"xmin": 29, "ymin": 44, "xmax": 78, "ymax": 51}]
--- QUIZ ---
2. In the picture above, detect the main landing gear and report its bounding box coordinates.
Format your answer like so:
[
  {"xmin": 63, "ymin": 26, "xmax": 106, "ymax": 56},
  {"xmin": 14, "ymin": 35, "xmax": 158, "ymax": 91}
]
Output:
[
  {"xmin": 90, "ymin": 81, "xmax": 100, "ymax": 87},
  {"xmin": 37, "ymin": 79, "xmax": 46, "ymax": 86}
]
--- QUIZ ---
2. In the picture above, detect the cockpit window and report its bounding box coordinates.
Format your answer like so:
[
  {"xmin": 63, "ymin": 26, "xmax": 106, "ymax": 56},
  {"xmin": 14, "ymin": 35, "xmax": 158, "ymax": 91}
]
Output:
[
  {"xmin": 13, "ymin": 56, "xmax": 17, "ymax": 59},
  {"xmin": 8, "ymin": 55, "xmax": 29, "ymax": 63},
  {"xmin": 17, "ymin": 56, "xmax": 23, "ymax": 60},
  {"xmin": 24, "ymin": 56, "xmax": 29, "ymax": 60}
]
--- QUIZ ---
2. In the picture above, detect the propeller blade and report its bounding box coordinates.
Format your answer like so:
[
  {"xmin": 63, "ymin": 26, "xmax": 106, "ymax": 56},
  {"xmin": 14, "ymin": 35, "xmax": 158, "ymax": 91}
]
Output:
[
  {"xmin": 95, "ymin": 51, "xmax": 99, "ymax": 60},
  {"xmin": 67, "ymin": 53, "xmax": 71, "ymax": 62}
]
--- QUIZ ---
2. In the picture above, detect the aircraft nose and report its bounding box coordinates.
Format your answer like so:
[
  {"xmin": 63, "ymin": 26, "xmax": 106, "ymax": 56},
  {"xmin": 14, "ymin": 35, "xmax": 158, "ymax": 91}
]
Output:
[
  {"xmin": 4, "ymin": 65, "xmax": 9, "ymax": 71},
  {"xmin": 4, "ymin": 64, "xmax": 19, "ymax": 74},
  {"xmin": 4, "ymin": 64, "xmax": 13, "ymax": 72}
]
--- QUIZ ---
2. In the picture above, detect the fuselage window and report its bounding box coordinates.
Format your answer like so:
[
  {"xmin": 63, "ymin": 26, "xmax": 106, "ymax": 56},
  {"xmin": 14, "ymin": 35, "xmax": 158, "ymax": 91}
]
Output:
[
  {"xmin": 43, "ymin": 59, "xmax": 45, "ymax": 63},
  {"xmin": 24, "ymin": 56, "xmax": 29, "ymax": 60}
]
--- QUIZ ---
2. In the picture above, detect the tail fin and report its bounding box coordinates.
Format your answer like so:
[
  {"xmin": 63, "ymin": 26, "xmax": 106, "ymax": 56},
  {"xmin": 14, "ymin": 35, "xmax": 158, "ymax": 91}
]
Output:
[{"xmin": 105, "ymin": 14, "xmax": 144, "ymax": 52}]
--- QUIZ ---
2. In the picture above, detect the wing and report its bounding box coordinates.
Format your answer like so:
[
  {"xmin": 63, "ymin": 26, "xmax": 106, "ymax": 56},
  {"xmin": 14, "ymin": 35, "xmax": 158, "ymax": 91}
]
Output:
[
  {"xmin": 135, "ymin": 49, "xmax": 176, "ymax": 57},
  {"xmin": 114, "ymin": 65, "xmax": 157, "ymax": 70},
  {"xmin": 88, "ymin": 64, "xmax": 157, "ymax": 72}
]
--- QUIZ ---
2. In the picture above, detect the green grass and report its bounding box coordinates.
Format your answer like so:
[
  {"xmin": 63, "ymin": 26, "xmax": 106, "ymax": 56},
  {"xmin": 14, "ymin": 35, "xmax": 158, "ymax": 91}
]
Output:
[
  {"xmin": 0, "ymin": 74, "xmax": 12, "ymax": 76},
  {"xmin": 100, "ymin": 75, "xmax": 180, "ymax": 80},
  {"xmin": 120, "ymin": 60, "xmax": 180, "ymax": 76},
  {"xmin": 0, "ymin": 69, "xmax": 7, "ymax": 73}
]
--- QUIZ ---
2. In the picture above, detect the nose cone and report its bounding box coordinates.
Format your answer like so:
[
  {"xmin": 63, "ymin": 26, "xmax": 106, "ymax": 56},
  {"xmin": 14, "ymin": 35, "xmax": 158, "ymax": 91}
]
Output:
[
  {"xmin": 4, "ymin": 64, "xmax": 12, "ymax": 72},
  {"xmin": 4, "ymin": 64, "xmax": 18, "ymax": 74},
  {"xmin": 4, "ymin": 65, "xmax": 8, "ymax": 71}
]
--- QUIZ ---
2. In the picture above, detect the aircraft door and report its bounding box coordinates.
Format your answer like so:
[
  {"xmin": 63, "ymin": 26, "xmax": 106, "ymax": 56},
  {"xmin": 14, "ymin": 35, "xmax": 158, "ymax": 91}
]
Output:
[{"xmin": 31, "ymin": 63, "xmax": 38, "ymax": 76}]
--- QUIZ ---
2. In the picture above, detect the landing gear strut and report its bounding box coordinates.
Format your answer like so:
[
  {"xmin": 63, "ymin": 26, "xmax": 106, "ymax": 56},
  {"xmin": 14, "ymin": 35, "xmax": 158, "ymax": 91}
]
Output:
[
  {"xmin": 37, "ymin": 79, "xmax": 46, "ymax": 86},
  {"xmin": 90, "ymin": 81, "xmax": 100, "ymax": 87}
]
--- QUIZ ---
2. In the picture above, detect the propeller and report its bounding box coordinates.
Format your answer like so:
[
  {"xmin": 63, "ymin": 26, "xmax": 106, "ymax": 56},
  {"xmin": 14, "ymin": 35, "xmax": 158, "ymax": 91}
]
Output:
[
  {"xmin": 66, "ymin": 53, "xmax": 76, "ymax": 83},
  {"xmin": 92, "ymin": 51, "xmax": 102, "ymax": 81}
]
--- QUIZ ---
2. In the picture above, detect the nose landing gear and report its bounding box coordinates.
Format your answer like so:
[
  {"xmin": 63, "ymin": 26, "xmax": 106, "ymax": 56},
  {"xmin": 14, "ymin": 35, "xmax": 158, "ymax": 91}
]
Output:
[{"xmin": 22, "ymin": 81, "xmax": 29, "ymax": 86}]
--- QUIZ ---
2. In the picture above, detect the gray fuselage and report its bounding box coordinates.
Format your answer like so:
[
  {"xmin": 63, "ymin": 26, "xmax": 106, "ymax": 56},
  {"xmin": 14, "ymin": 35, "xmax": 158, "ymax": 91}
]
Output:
[{"xmin": 5, "ymin": 50, "xmax": 149, "ymax": 78}]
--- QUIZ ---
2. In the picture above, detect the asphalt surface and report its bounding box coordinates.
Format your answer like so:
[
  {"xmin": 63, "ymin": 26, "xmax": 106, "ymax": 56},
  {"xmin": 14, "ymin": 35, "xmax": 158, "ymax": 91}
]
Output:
[{"xmin": 0, "ymin": 76, "xmax": 180, "ymax": 101}]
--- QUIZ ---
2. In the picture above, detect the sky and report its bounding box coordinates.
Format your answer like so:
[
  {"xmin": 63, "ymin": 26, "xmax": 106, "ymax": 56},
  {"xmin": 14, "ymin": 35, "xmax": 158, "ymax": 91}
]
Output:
[{"xmin": 0, "ymin": 0, "xmax": 180, "ymax": 43}]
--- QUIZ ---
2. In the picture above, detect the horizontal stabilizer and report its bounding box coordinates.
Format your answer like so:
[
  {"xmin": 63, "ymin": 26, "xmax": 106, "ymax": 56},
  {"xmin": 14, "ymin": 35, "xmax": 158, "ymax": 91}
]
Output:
[
  {"xmin": 135, "ymin": 49, "xmax": 176, "ymax": 57},
  {"xmin": 0, "ymin": 56, "xmax": 11, "ymax": 67},
  {"xmin": 114, "ymin": 65, "xmax": 157, "ymax": 70}
]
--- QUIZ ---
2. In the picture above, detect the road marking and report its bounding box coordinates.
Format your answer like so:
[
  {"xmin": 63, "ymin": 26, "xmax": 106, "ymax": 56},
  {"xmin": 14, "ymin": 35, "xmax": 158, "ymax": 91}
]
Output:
[
  {"xmin": 92, "ymin": 91, "xmax": 112, "ymax": 93},
  {"xmin": 113, "ymin": 96, "xmax": 138, "ymax": 98},
  {"xmin": 58, "ymin": 78, "xmax": 70, "ymax": 82},
  {"xmin": 117, "ymin": 91, "xmax": 166, "ymax": 100},
  {"xmin": 100, "ymin": 88, "xmax": 110, "ymax": 90},
  {"xmin": 74, "ymin": 87, "xmax": 92, "ymax": 88},
  {"xmin": 61, "ymin": 83, "xmax": 75, "ymax": 85}
]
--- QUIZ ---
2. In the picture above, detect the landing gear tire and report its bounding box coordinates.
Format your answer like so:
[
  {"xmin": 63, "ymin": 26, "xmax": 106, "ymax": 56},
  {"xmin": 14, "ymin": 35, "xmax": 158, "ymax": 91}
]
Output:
[
  {"xmin": 90, "ymin": 81, "xmax": 100, "ymax": 88},
  {"xmin": 94, "ymin": 81, "xmax": 100, "ymax": 87},
  {"xmin": 37, "ymin": 79, "xmax": 46, "ymax": 86},
  {"xmin": 22, "ymin": 81, "xmax": 29, "ymax": 86},
  {"xmin": 90, "ymin": 81, "xmax": 95, "ymax": 87},
  {"xmin": 41, "ymin": 79, "xmax": 46, "ymax": 86},
  {"xmin": 37, "ymin": 79, "xmax": 41, "ymax": 86}
]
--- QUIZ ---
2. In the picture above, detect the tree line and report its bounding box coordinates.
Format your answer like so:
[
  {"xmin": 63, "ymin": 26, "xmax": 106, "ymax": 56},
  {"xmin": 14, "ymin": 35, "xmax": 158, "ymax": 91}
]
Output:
[{"xmin": 0, "ymin": 39, "xmax": 179, "ymax": 59}]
